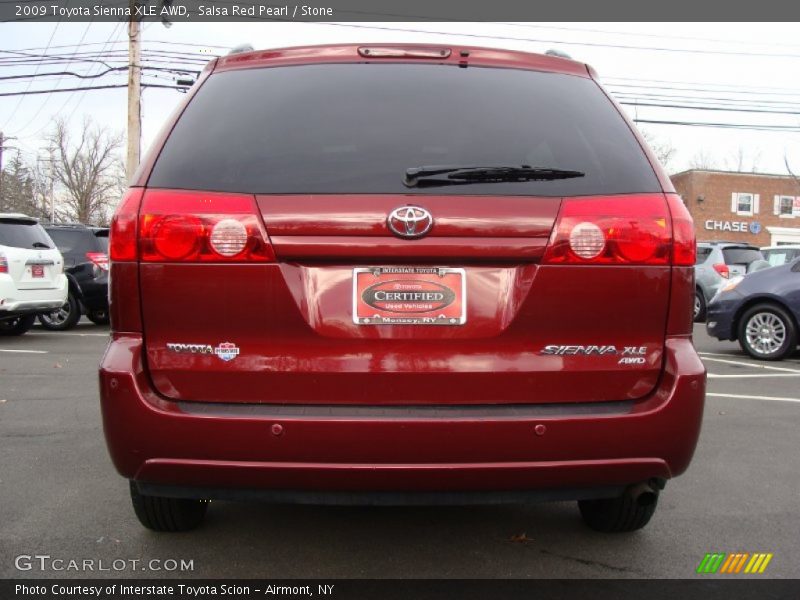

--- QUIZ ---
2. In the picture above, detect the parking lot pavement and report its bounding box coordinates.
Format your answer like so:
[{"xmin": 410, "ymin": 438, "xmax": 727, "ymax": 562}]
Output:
[{"xmin": 1, "ymin": 322, "xmax": 798, "ymax": 579}]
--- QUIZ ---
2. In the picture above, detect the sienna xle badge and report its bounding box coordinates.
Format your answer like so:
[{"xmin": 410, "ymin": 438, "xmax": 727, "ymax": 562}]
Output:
[{"xmin": 101, "ymin": 44, "xmax": 705, "ymax": 533}]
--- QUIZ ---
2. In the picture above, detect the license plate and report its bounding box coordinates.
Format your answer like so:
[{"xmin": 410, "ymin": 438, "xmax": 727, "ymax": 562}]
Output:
[
  {"xmin": 31, "ymin": 265, "xmax": 44, "ymax": 278},
  {"xmin": 353, "ymin": 267, "xmax": 466, "ymax": 325}
]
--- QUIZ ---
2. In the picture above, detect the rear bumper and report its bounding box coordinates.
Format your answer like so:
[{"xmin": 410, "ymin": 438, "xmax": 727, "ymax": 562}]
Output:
[
  {"xmin": 0, "ymin": 274, "xmax": 68, "ymax": 316},
  {"xmin": 99, "ymin": 335, "xmax": 705, "ymax": 497}
]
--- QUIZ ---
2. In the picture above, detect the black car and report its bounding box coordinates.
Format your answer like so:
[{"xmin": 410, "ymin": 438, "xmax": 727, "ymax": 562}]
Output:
[
  {"xmin": 707, "ymin": 258, "xmax": 800, "ymax": 360},
  {"xmin": 41, "ymin": 224, "xmax": 109, "ymax": 329}
]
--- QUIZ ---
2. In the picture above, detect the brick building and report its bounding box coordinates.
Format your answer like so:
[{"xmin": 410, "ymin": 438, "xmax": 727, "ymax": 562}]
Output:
[{"xmin": 670, "ymin": 169, "xmax": 800, "ymax": 247}]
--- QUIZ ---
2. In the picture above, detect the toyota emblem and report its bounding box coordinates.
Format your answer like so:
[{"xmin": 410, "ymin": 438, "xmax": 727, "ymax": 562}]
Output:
[{"xmin": 387, "ymin": 206, "xmax": 433, "ymax": 238}]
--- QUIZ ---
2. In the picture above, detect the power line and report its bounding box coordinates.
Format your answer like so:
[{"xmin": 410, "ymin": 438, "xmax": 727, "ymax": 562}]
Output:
[
  {"xmin": 0, "ymin": 83, "xmax": 186, "ymax": 97},
  {"xmin": 632, "ymin": 118, "xmax": 800, "ymax": 132},
  {"xmin": 1, "ymin": 19, "xmax": 61, "ymax": 129}
]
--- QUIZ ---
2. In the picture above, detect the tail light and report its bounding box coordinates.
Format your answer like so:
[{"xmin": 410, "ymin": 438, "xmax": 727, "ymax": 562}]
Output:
[
  {"xmin": 110, "ymin": 188, "xmax": 144, "ymax": 262},
  {"xmin": 543, "ymin": 195, "xmax": 671, "ymax": 265},
  {"xmin": 712, "ymin": 263, "xmax": 730, "ymax": 278},
  {"xmin": 138, "ymin": 190, "xmax": 274, "ymax": 262},
  {"xmin": 666, "ymin": 193, "xmax": 696, "ymax": 266},
  {"xmin": 86, "ymin": 252, "xmax": 109, "ymax": 271},
  {"xmin": 0, "ymin": 253, "xmax": 7, "ymax": 274}
]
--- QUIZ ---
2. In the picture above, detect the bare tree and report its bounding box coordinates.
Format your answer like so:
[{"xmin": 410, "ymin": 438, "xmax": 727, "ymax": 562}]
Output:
[
  {"xmin": 45, "ymin": 117, "xmax": 125, "ymax": 225},
  {"xmin": 724, "ymin": 146, "xmax": 762, "ymax": 173},
  {"xmin": 689, "ymin": 148, "xmax": 718, "ymax": 170},
  {"xmin": 639, "ymin": 130, "xmax": 677, "ymax": 170}
]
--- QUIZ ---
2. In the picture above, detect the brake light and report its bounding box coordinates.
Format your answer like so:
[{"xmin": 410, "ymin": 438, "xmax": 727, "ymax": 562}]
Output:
[
  {"xmin": 138, "ymin": 189, "xmax": 274, "ymax": 262},
  {"xmin": 86, "ymin": 252, "xmax": 109, "ymax": 271},
  {"xmin": 666, "ymin": 193, "xmax": 696, "ymax": 266},
  {"xmin": 110, "ymin": 188, "xmax": 144, "ymax": 262},
  {"xmin": 358, "ymin": 46, "xmax": 451, "ymax": 59},
  {"xmin": 543, "ymin": 194, "xmax": 671, "ymax": 265},
  {"xmin": 713, "ymin": 263, "xmax": 730, "ymax": 279},
  {"xmin": 0, "ymin": 254, "xmax": 7, "ymax": 274}
]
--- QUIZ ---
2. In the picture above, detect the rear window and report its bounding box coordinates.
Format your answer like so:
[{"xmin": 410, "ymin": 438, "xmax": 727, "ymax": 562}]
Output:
[
  {"xmin": 696, "ymin": 247, "xmax": 712, "ymax": 264},
  {"xmin": 0, "ymin": 219, "xmax": 54, "ymax": 249},
  {"xmin": 764, "ymin": 248, "xmax": 800, "ymax": 266},
  {"xmin": 94, "ymin": 230, "xmax": 109, "ymax": 252},
  {"xmin": 46, "ymin": 229, "xmax": 102, "ymax": 256},
  {"xmin": 722, "ymin": 248, "xmax": 763, "ymax": 265},
  {"xmin": 149, "ymin": 64, "xmax": 660, "ymax": 196}
]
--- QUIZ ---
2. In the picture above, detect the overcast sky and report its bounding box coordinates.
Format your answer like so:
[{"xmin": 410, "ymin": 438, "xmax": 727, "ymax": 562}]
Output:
[{"xmin": 2, "ymin": 21, "xmax": 800, "ymax": 176}]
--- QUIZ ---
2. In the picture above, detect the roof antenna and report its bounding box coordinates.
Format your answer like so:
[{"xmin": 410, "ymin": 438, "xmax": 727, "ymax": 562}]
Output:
[
  {"xmin": 229, "ymin": 44, "xmax": 254, "ymax": 55},
  {"xmin": 545, "ymin": 49, "xmax": 572, "ymax": 59}
]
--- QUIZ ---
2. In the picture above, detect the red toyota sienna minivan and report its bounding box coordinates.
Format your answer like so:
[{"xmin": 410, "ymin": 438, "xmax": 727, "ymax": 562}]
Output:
[{"xmin": 100, "ymin": 44, "xmax": 705, "ymax": 533}]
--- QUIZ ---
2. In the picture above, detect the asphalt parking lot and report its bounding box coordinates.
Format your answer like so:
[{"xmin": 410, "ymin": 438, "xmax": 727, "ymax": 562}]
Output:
[{"xmin": 1, "ymin": 323, "xmax": 798, "ymax": 579}]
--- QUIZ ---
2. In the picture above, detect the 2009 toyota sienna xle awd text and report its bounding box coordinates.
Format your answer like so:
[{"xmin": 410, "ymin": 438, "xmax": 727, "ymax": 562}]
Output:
[{"xmin": 100, "ymin": 44, "xmax": 705, "ymax": 533}]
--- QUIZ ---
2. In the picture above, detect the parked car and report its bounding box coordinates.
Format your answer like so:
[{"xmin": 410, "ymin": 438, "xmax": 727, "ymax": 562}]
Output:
[
  {"xmin": 40, "ymin": 223, "xmax": 109, "ymax": 330},
  {"xmin": 694, "ymin": 241, "xmax": 765, "ymax": 321},
  {"xmin": 761, "ymin": 244, "xmax": 800, "ymax": 267},
  {"xmin": 100, "ymin": 44, "xmax": 705, "ymax": 533},
  {"xmin": 707, "ymin": 257, "xmax": 800, "ymax": 360},
  {"xmin": 0, "ymin": 213, "xmax": 68, "ymax": 335}
]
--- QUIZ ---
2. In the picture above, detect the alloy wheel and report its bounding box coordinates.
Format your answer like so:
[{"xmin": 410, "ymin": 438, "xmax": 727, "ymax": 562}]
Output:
[{"xmin": 745, "ymin": 312, "xmax": 786, "ymax": 355}]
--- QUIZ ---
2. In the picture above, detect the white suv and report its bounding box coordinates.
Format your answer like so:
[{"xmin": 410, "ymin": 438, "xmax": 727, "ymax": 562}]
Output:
[{"xmin": 0, "ymin": 214, "xmax": 68, "ymax": 336}]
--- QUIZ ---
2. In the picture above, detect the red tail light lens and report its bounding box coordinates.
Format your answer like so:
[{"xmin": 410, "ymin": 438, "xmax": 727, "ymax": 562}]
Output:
[
  {"xmin": 666, "ymin": 193, "xmax": 696, "ymax": 266},
  {"xmin": 139, "ymin": 190, "xmax": 274, "ymax": 263},
  {"xmin": 0, "ymin": 253, "xmax": 8, "ymax": 274},
  {"xmin": 110, "ymin": 188, "xmax": 144, "ymax": 262},
  {"xmin": 543, "ymin": 195, "xmax": 671, "ymax": 265},
  {"xmin": 713, "ymin": 263, "xmax": 730, "ymax": 279},
  {"xmin": 86, "ymin": 252, "xmax": 109, "ymax": 271}
]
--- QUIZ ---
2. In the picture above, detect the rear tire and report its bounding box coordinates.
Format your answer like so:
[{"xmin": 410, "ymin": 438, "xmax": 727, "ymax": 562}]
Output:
[
  {"xmin": 737, "ymin": 303, "xmax": 797, "ymax": 361},
  {"xmin": 129, "ymin": 481, "xmax": 208, "ymax": 532},
  {"xmin": 0, "ymin": 314, "xmax": 37, "ymax": 336},
  {"xmin": 38, "ymin": 292, "xmax": 81, "ymax": 331},
  {"xmin": 578, "ymin": 490, "xmax": 658, "ymax": 532},
  {"xmin": 86, "ymin": 309, "xmax": 110, "ymax": 325},
  {"xmin": 693, "ymin": 290, "xmax": 706, "ymax": 322}
]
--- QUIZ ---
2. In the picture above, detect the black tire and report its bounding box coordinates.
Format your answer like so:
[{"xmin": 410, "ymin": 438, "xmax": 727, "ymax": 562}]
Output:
[
  {"xmin": 38, "ymin": 292, "xmax": 81, "ymax": 331},
  {"xmin": 0, "ymin": 314, "xmax": 37, "ymax": 336},
  {"xmin": 693, "ymin": 290, "xmax": 706, "ymax": 322},
  {"xmin": 737, "ymin": 303, "xmax": 797, "ymax": 361},
  {"xmin": 86, "ymin": 309, "xmax": 110, "ymax": 326},
  {"xmin": 129, "ymin": 481, "xmax": 208, "ymax": 532},
  {"xmin": 578, "ymin": 489, "xmax": 658, "ymax": 533}
]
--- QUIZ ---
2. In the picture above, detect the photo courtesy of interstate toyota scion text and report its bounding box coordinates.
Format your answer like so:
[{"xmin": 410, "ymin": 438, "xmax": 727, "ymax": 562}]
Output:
[{"xmin": 100, "ymin": 43, "xmax": 705, "ymax": 533}]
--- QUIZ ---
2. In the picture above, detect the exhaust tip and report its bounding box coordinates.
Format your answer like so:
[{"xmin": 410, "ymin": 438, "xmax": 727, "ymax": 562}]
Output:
[{"xmin": 627, "ymin": 482, "xmax": 658, "ymax": 507}]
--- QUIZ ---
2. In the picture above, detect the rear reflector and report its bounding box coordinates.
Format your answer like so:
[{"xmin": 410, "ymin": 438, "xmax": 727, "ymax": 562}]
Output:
[
  {"xmin": 358, "ymin": 46, "xmax": 451, "ymax": 59},
  {"xmin": 543, "ymin": 195, "xmax": 671, "ymax": 266},
  {"xmin": 138, "ymin": 190, "xmax": 274, "ymax": 263}
]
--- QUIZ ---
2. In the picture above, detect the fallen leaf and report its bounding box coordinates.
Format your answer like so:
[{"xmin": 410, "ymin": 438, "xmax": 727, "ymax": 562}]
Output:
[
  {"xmin": 54, "ymin": 362, "xmax": 62, "ymax": 369},
  {"xmin": 510, "ymin": 533, "xmax": 532, "ymax": 543},
  {"xmin": 0, "ymin": 399, "xmax": 6, "ymax": 404}
]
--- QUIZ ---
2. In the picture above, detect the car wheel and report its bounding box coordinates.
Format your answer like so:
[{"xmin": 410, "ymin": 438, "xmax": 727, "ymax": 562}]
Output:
[
  {"xmin": 38, "ymin": 293, "xmax": 81, "ymax": 331},
  {"xmin": 738, "ymin": 303, "xmax": 797, "ymax": 361},
  {"xmin": 0, "ymin": 314, "xmax": 37, "ymax": 336},
  {"xmin": 129, "ymin": 481, "xmax": 208, "ymax": 532},
  {"xmin": 693, "ymin": 290, "xmax": 706, "ymax": 322},
  {"xmin": 578, "ymin": 486, "xmax": 659, "ymax": 532},
  {"xmin": 86, "ymin": 309, "xmax": 110, "ymax": 326}
]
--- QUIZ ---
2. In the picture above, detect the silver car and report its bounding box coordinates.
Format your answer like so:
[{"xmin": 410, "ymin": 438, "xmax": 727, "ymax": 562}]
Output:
[{"xmin": 694, "ymin": 242, "xmax": 765, "ymax": 321}]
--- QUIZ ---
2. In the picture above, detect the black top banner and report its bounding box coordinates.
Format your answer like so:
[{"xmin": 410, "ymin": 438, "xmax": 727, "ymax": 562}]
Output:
[{"xmin": 3, "ymin": 0, "xmax": 800, "ymax": 23}]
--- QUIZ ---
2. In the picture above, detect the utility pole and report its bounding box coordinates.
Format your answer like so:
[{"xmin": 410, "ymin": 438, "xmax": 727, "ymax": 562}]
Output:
[
  {"xmin": 0, "ymin": 132, "xmax": 19, "ymax": 210},
  {"xmin": 126, "ymin": 1, "xmax": 142, "ymax": 181}
]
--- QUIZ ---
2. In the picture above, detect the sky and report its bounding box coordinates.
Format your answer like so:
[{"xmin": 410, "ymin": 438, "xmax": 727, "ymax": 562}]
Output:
[{"xmin": 2, "ymin": 21, "xmax": 800, "ymax": 176}]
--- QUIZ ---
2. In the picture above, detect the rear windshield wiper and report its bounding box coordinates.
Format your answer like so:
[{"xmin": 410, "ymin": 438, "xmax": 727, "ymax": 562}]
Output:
[
  {"xmin": 31, "ymin": 242, "xmax": 51, "ymax": 249},
  {"xmin": 404, "ymin": 165, "xmax": 585, "ymax": 188}
]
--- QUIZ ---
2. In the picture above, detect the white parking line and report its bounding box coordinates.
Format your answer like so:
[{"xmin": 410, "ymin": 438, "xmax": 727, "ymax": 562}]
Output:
[
  {"xmin": 27, "ymin": 332, "xmax": 108, "ymax": 337},
  {"xmin": 708, "ymin": 373, "xmax": 800, "ymax": 378},
  {"xmin": 708, "ymin": 392, "xmax": 800, "ymax": 403},
  {"xmin": 699, "ymin": 356, "xmax": 800, "ymax": 374},
  {"xmin": 0, "ymin": 348, "xmax": 48, "ymax": 354}
]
